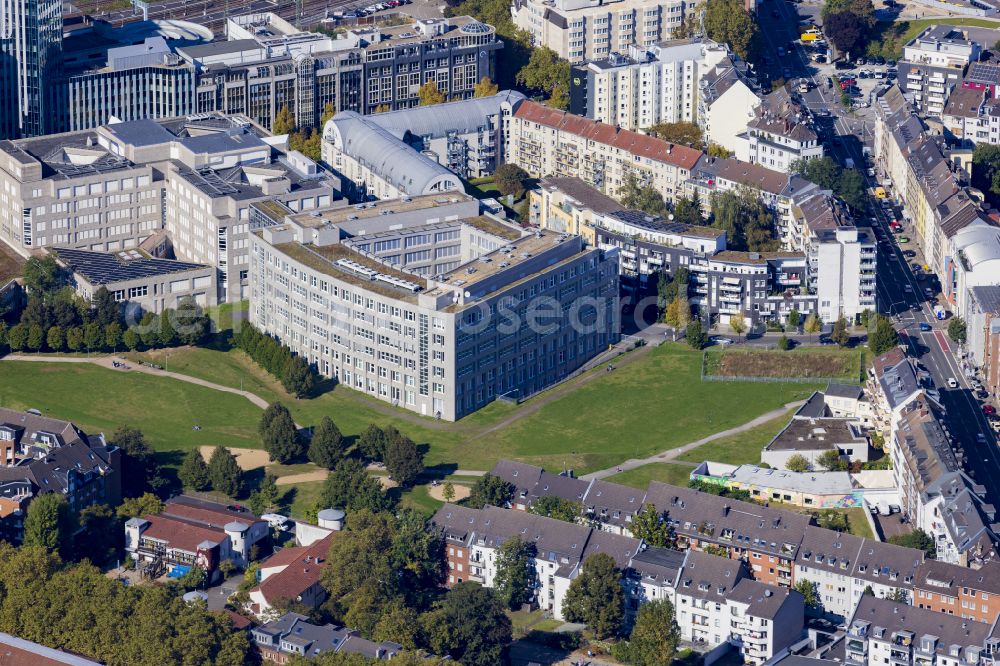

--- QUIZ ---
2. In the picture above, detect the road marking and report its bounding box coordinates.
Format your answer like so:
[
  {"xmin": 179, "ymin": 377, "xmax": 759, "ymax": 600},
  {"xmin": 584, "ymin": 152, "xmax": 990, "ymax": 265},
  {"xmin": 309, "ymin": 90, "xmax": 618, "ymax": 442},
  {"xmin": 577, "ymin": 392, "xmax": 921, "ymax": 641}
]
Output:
[{"xmin": 934, "ymin": 330, "xmax": 950, "ymax": 354}]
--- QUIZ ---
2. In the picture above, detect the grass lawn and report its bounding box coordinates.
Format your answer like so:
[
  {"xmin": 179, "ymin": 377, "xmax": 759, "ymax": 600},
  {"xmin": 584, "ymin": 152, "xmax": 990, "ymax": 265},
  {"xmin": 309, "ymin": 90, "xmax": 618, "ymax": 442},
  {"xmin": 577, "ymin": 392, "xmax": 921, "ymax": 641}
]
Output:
[
  {"xmin": 674, "ymin": 409, "xmax": 797, "ymax": 465},
  {"xmin": 396, "ymin": 484, "xmax": 444, "ymax": 516},
  {"xmin": 704, "ymin": 347, "xmax": 863, "ymax": 382},
  {"xmin": 0, "ymin": 343, "xmax": 819, "ymax": 478},
  {"xmin": 281, "ymin": 480, "xmax": 326, "ymax": 520},
  {"xmin": 606, "ymin": 463, "xmax": 695, "ymax": 489},
  {"xmin": 842, "ymin": 508, "xmax": 875, "ymax": 540},
  {"xmin": 872, "ymin": 18, "xmax": 1000, "ymax": 59}
]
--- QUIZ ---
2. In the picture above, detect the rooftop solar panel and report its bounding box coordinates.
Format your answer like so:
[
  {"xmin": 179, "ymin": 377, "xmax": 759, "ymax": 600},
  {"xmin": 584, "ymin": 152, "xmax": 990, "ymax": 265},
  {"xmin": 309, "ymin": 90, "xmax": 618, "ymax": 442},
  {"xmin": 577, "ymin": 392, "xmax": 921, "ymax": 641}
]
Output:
[{"xmin": 53, "ymin": 248, "xmax": 208, "ymax": 285}]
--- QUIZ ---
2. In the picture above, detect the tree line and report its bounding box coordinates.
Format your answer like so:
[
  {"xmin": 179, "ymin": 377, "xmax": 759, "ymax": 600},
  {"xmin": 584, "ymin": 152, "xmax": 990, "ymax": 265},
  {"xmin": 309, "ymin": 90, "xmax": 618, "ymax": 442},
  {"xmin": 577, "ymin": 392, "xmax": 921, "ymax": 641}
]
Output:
[{"xmin": 233, "ymin": 322, "xmax": 317, "ymax": 398}]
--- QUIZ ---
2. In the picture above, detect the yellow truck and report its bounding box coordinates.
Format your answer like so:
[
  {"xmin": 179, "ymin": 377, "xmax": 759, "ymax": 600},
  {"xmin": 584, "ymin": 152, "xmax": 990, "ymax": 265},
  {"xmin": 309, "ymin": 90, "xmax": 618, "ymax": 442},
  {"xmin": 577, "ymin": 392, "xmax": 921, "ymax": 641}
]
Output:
[{"xmin": 801, "ymin": 29, "xmax": 821, "ymax": 42}]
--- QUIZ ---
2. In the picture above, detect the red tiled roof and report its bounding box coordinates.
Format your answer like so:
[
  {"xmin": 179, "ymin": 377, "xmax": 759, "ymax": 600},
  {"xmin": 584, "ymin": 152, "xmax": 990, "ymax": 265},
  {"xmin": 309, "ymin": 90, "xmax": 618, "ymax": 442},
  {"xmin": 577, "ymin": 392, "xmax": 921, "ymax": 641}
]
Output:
[
  {"xmin": 253, "ymin": 534, "xmax": 337, "ymax": 605},
  {"xmin": 162, "ymin": 501, "xmax": 258, "ymax": 529},
  {"xmin": 513, "ymin": 101, "xmax": 702, "ymax": 170},
  {"xmin": 225, "ymin": 610, "xmax": 254, "ymax": 630},
  {"xmin": 141, "ymin": 515, "xmax": 224, "ymax": 553}
]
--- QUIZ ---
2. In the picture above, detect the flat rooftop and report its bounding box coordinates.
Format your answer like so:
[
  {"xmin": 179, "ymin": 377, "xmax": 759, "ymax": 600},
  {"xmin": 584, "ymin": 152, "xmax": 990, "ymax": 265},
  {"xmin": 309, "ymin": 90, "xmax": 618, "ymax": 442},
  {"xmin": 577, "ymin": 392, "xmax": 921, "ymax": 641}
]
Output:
[
  {"xmin": 767, "ymin": 417, "xmax": 868, "ymax": 452},
  {"xmin": 286, "ymin": 194, "xmax": 477, "ymax": 229},
  {"xmin": 730, "ymin": 465, "xmax": 854, "ymax": 495},
  {"xmin": 273, "ymin": 241, "xmax": 426, "ymax": 301},
  {"xmin": 442, "ymin": 230, "xmax": 570, "ymax": 287}
]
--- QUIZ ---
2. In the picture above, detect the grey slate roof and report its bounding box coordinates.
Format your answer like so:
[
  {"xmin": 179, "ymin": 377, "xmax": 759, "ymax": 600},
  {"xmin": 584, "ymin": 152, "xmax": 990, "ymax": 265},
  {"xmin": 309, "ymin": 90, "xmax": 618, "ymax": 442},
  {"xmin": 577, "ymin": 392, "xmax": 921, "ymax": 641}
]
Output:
[
  {"xmin": 730, "ymin": 577, "xmax": 802, "ymax": 619},
  {"xmin": 53, "ymin": 247, "xmax": 208, "ymax": 285}
]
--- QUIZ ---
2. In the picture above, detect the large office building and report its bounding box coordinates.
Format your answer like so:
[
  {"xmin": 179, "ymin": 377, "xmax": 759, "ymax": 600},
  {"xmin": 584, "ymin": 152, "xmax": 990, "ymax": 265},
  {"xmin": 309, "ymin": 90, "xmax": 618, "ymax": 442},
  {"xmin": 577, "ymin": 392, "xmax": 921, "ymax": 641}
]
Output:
[
  {"xmin": 0, "ymin": 0, "xmax": 63, "ymax": 138},
  {"xmin": 247, "ymin": 193, "xmax": 620, "ymax": 420},
  {"xmin": 568, "ymin": 39, "xmax": 731, "ymax": 130},
  {"xmin": 512, "ymin": 0, "xmax": 694, "ymax": 63},
  {"xmin": 0, "ymin": 113, "xmax": 338, "ymax": 302},
  {"xmin": 177, "ymin": 13, "xmax": 502, "ymax": 131}
]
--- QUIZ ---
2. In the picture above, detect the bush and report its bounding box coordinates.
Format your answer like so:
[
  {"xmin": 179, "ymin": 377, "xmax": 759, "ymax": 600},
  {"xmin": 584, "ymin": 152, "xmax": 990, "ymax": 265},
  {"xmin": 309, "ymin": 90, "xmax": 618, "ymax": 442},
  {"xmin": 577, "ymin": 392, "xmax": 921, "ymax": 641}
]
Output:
[{"xmin": 234, "ymin": 323, "xmax": 318, "ymax": 397}]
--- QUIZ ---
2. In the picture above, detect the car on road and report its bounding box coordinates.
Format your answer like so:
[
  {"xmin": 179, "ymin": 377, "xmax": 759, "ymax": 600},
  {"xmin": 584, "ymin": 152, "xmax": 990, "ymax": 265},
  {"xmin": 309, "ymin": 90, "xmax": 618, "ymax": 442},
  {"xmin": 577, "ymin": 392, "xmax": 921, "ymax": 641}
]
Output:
[
  {"xmin": 904, "ymin": 285, "xmax": 913, "ymax": 293},
  {"xmin": 710, "ymin": 336, "xmax": 733, "ymax": 346},
  {"xmin": 919, "ymin": 323, "xmax": 932, "ymax": 331},
  {"xmin": 948, "ymin": 377, "xmax": 959, "ymax": 388},
  {"xmin": 984, "ymin": 404, "xmax": 997, "ymax": 416},
  {"xmin": 978, "ymin": 433, "xmax": 988, "ymax": 444}
]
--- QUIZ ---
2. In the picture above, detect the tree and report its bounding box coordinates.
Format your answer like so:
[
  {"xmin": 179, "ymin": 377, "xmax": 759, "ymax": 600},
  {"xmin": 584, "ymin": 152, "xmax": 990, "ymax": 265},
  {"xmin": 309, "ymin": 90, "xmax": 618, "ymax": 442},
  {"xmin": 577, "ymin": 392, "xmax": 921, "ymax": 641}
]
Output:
[
  {"xmin": 788, "ymin": 308, "xmax": 801, "ymax": 329},
  {"xmin": 825, "ymin": 11, "xmax": 865, "ymax": 55},
  {"xmin": 358, "ymin": 423, "xmax": 389, "ymax": 462},
  {"xmin": 707, "ymin": 143, "xmax": 733, "ymax": 158},
  {"xmin": 282, "ymin": 355, "xmax": 315, "ymax": 398},
  {"xmin": 473, "ymin": 76, "xmax": 499, "ymax": 97},
  {"xmin": 111, "ymin": 426, "xmax": 161, "ymax": 498},
  {"xmin": 91, "ymin": 286, "xmax": 120, "ymax": 326},
  {"xmin": 77, "ymin": 503, "xmax": 121, "ymax": 565},
  {"xmin": 104, "ymin": 322, "xmax": 122, "ymax": 351},
  {"xmin": 249, "ymin": 474, "xmax": 279, "ymax": 516},
  {"xmin": 317, "ymin": 458, "xmax": 393, "ymax": 513},
  {"xmin": 272, "ymin": 104, "xmax": 295, "ymax": 135},
  {"xmin": 630, "ymin": 504, "xmax": 675, "ymax": 548},
  {"xmin": 26, "ymin": 324, "xmax": 44, "ymax": 351},
  {"xmin": 418, "ymin": 80, "xmax": 447, "ymax": 106},
  {"xmin": 529, "ymin": 496, "xmax": 580, "ymax": 522},
  {"xmin": 116, "ymin": 492, "xmax": 164, "ymax": 519},
  {"xmin": 664, "ymin": 297, "xmax": 690, "ymax": 330},
  {"xmin": 887, "ymin": 588, "xmax": 908, "ymax": 603},
  {"xmin": 177, "ymin": 565, "xmax": 206, "ymax": 591},
  {"xmin": 178, "ymin": 449, "xmax": 211, "ymax": 491},
  {"xmin": 795, "ymin": 579, "xmax": 821, "ymax": 611},
  {"xmin": 868, "ymin": 314, "xmax": 900, "ymax": 355},
  {"xmin": 260, "ymin": 403, "xmax": 303, "ymax": 464},
  {"xmin": 804, "ymin": 313, "xmax": 822, "ymax": 339},
  {"xmin": 494, "ymin": 163, "xmax": 529, "ymax": 198},
  {"xmin": 7, "ymin": 324, "xmax": 26, "ymax": 351},
  {"xmin": 173, "ymin": 297, "xmax": 209, "ymax": 346},
  {"xmin": 494, "ymin": 536, "xmax": 536, "ymax": 610},
  {"xmin": 815, "ymin": 510, "xmax": 849, "ymax": 532},
  {"xmin": 948, "ymin": 317, "xmax": 967, "ymax": 345},
  {"xmin": 422, "ymin": 583, "xmax": 512, "ymax": 666},
  {"xmin": 832, "ymin": 316, "xmax": 850, "ymax": 347},
  {"xmin": 818, "ymin": 449, "xmax": 848, "ymax": 471},
  {"xmin": 620, "ymin": 172, "xmax": 667, "ymax": 217},
  {"xmin": 563, "ymin": 553, "xmax": 625, "ymax": 639},
  {"xmin": 22, "ymin": 255, "xmax": 67, "ymax": 297},
  {"xmin": 888, "ymin": 529, "xmax": 935, "ymax": 557},
  {"xmin": 786, "ymin": 454, "xmax": 811, "ymax": 473},
  {"xmin": 673, "ymin": 194, "xmax": 704, "ymax": 226},
  {"xmin": 83, "ymin": 322, "xmax": 103, "ymax": 351},
  {"xmin": 516, "ymin": 46, "xmax": 570, "ymax": 109},
  {"xmin": 442, "ymin": 482, "xmax": 456, "ymax": 503},
  {"xmin": 709, "ymin": 189, "xmax": 778, "ymax": 252},
  {"xmin": 612, "ymin": 599, "xmax": 681, "ymax": 666},
  {"xmin": 730, "ymin": 314, "xmax": 747, "ymax": 339},
  {"xmin": 686, "ymin": 319, "xmax": 707, "ymax": 350},
  {"xmin": 65, "ymin": 326, "xmax": 83, "ymax": 352},
  {"xmin": 777, "ymin": 335, "xmax": 792, "ymax": 350},
  {"xmin": 123, "ymin": 328, "xmax": 140, "ymax": 351},
  {"xmin": 320, "ymin": 101, "xmax": 336, "ymax": 126},
  {"xmin": 384, "ymin": 429, "xmax": 424, "ymax": 488},
  {"xmin": 704, "ymin": 0, "xmax": 759, "ymax": 60},
  {"xmin": 308, "ymin": 416, "xmax": 345, "ymax": 469},
  {"xmin": 208, "ymin": 447, "xmax": 243, "ymax": 498},
  {"xmin": 46, "ymin": 326, "xmax": 64, "ymax": 352},
  {"xmin": 646, "ymin": 121, "xmax": 704, "ymax": 150},
  {"xmin": 973, "ymin": 144, "xmax": 1000, "ymax": 203},
  {"xmin": 23, "ymin": 494, "xmax": 75, "ymax": 555},
  {"xmin": 467, "ymin": 474, "xmax": 514, "ymax": 509}
]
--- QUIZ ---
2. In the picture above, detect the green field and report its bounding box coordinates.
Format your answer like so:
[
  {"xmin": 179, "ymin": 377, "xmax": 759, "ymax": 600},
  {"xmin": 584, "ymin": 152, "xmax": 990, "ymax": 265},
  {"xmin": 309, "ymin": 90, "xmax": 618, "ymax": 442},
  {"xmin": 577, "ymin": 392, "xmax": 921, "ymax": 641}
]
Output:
[
  {"xmin": 675, "ymin": 409, "xmax": 796, "ymax": 465},
  {"xmin": 606, "ymin": 463, "xmax": 695, "ymax": 489},
  {"xmin": 704, "ymin": 347, "xmax": 863, "ymax": 383},
  {"xmin": 0, "ymin": 342, "xmax": 820, "ymax": 478},
  {"xmin": 871, "ymin": 18, "xmax": 1000, "ymax": 59}
]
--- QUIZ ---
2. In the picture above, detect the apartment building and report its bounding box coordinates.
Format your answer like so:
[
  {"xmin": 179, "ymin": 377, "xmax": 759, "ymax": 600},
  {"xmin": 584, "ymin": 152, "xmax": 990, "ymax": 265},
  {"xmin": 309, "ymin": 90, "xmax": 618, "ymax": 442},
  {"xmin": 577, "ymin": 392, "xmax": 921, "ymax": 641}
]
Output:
[
  {"xmin": 568, "ymin": 39, "xmax": 731, "ymax": 129},
  {"xmin": 433, "ymin": 504, "xmax": 641, "ymax": 618},
  {"xmin": 913, "ymin": 560, "xmax": 1000, "ymax": 624},
  {"xmin": 697, "ymin": 57, "xmax": 761, "ymax": 155},
  {"xmin": 899, "ymin": 26, "xmax": 982, "ymax": 117},
  {"xmin": 252, "ymin": 613, "xmax": 402, "ymax": 662},
  {"xmin": 845, "ymin": 596, "xmax": 1000, "ymax": 666},
  {"xmin": 247, "ymin": 194, "xmax": 620, "ymax": 421},
  {"xmin": 890, "ymin": 396, "xmax": 998, "ymax": 567},
  {"xmin": 0, "ymin": 408, "xmax": 121, "ymax": 543},
  {"xmin": 124, "ymin": 496, "xmax": 270, "ymax": 577},
  {"xmin": 868, "ymin": 348, "xmax": 924, "ymax": 439},
  {"xmin": 736, "ymin": 88, "xmax": 823, "ymax": 173},
  {"xmin": 0, "ymin": 113, "xmax": 338, "ymax": 302},
  {"xmin": 179, "ymin": 14, "xmax": 501, "ymax": 130},
  {"xmin": 967, "ymin": 286, "xmax": 1000, "ymax": 397},
  {"xmin": 322, "ymin": 91, "xmax": 524, "ymax": 199},
  {"xmin": 512, "ymin": 0, "xmax": 693, "ymax": 63},
  {"xmin": 508, "ymin": 100, "xmax": 702, "ymax": 204}
]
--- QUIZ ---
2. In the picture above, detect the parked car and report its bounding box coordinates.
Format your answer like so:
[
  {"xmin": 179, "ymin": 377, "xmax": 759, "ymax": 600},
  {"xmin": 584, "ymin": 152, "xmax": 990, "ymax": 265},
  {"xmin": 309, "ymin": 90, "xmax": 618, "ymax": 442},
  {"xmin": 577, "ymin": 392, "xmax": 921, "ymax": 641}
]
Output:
[
  {"xmin": 899, "ymin": 236, "xmax": 910, "ymax": 243},
  {"xmin": 710, "ymin": 336, "xmax": 733, "ymax": 346}
]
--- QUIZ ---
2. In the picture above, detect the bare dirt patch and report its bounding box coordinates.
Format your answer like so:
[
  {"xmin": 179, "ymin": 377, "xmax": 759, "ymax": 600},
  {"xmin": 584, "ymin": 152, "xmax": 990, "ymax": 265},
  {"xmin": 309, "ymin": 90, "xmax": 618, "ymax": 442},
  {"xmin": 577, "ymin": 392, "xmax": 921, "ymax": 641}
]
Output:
[
  {"xmin": 705, "ymin": 349, "xmax": 861, "ymax": 381},
  {"xmin": 199, "ymin": 446, "xmax": 270, "ymax": 471},
  {"xmin": 427, "ymin": 483, "xmax": 470, "ymax": 502},
  {"xmin": 275, "ymin": 470, "xmax": 329, "ymax": 486}
]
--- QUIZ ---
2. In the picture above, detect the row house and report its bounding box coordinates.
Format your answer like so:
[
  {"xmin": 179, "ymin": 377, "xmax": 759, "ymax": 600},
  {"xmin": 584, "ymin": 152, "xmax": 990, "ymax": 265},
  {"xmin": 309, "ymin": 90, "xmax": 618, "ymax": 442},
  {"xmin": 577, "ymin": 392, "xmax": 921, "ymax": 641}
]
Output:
[
  {"xmin": 867, "ymin": 348, "xmax": 923, "ymax": 440},
  {"xmin": 913, "ymin": 560, "xmax": 1000, "ymax": 625},
  {"xmin": 252, "ymin": 613, "xmax": 402, "ymax": 663},
  {"xmin": 507, "ymin": 100, "xmax": 703, "ymax": 206},
  {"xmin": 736, "ymin": 88, "xmax": 824, "ymax": 174},
  {"xmin": 967, "ymin": 286, "xmax": 1000, "ymax": 398},
  {"xmin": 697, "ymin": 57, "xmax": 761, "ymax": 156},
  {"xmin": 247, "ymin": 534, "xmax": 337, "ymax": 621},
  {"xmin": 845, "ymin": 595, "xmax": 1000, "ymax": 666}
]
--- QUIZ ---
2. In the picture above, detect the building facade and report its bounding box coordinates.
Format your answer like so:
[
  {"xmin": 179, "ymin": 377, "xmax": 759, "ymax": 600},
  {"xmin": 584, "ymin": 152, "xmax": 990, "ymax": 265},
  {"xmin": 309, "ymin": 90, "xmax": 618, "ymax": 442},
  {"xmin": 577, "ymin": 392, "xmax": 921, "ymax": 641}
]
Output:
[
  {"xmin": 898, "ymin": 26, "xmax": 981, "ymax": 117},
  {"xmin": 0, "ymin": 0, "xmax": 62, "ymax": 138}
]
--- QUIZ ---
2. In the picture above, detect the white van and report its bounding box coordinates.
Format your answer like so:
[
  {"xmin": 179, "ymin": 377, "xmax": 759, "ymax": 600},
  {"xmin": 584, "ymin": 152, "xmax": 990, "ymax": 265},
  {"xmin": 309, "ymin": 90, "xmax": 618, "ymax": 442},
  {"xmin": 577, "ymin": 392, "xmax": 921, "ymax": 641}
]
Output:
[{"xmin": 261, "ymin": 513, "xmax": 291, "ymax": 531}]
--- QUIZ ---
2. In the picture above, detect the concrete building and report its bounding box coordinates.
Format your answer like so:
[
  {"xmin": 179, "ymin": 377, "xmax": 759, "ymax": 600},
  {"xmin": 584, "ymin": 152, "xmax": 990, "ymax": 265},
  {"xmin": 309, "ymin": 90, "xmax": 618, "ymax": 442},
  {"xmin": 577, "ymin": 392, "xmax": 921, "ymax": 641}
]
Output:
[
  {"xmin": 761, "ymin": 392, "xmax": 871, "ymax": 470},
  {"xmin": 179, "ymin": 13, "xmax": 501, "ymax": 130},
  {"xmin": 967, "ymin": 286, "xmax": 1000, "ymax": 396},
  {"xmin": 899, "ymin": 25, "xmax": 982, "ymax": 117},
  {"xmin": 568, "ymin": 39, "xmax": 731, "ymax": 130},
  {"xmin": 247, "ymin": 193, "xmax": 620, "ymax": 421},
  {"xmin": 947, "ymin": 222, "xmax": 1000, "ymax": 318},
  {"xmin": 252, "ymin": 613, "xmax": 402, "ymax": 662},
  {"xmin": 737, "ymin": 88, "xmax": 823, "ymax": 173},
  {"xmin": 508, "ymin": 100, "xmax": 703, "ymax": 206},
  {"xmin": 322, "ymin": 91, "xmax": 524, "ymax": 199},
  {"xmin": 0, "ymin": 113, "xmax": 338, "ymax": 302},
  {"xmin": 845, "ymin": 596, "xmax": 1000, "ymax": 666},
  {"xmin": 511, "ymin": 0, "xmax": 694, "ymax": 63},
  {"xmin": 53, "ymin": 247, "xmax": 217, "ymax": 315},
  {"xmin": 0, "ymin": 0, "xmax": 62, "ymax": 139}
]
